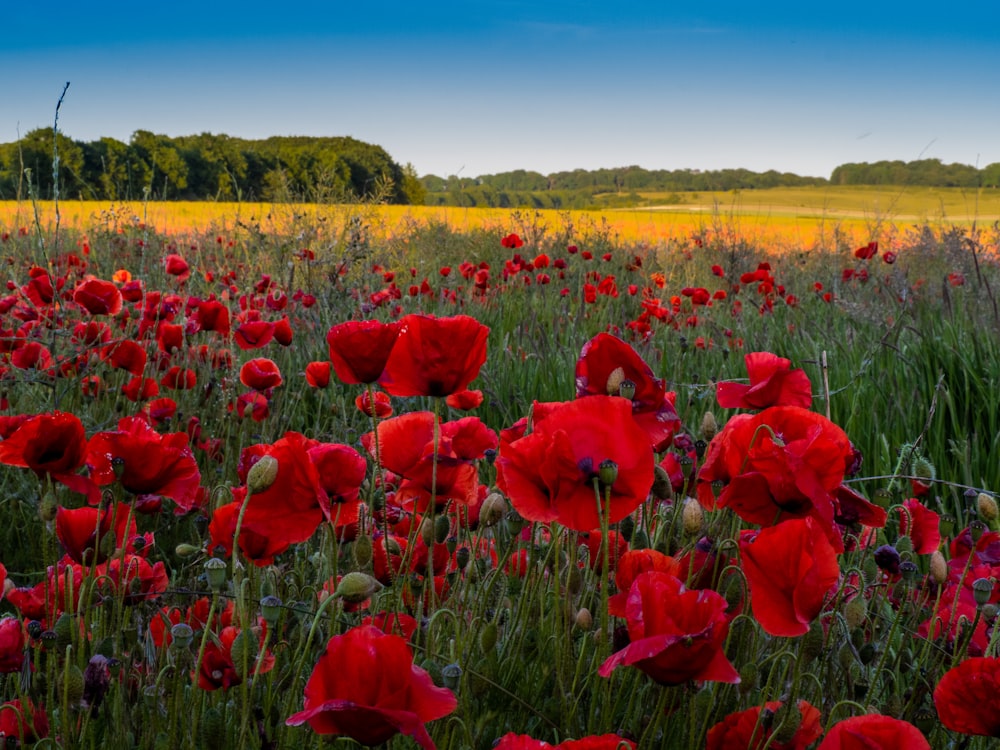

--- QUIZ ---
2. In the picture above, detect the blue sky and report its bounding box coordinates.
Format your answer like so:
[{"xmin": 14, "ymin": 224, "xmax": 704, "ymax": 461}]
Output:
[{"xmin": 4, "ymin": 2, "xmax": 999, "ymax": 179}]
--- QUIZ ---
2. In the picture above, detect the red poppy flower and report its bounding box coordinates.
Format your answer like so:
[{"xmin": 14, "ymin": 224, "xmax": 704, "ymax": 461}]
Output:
[
  {"xmin": 739, "ymin": 517, "xmax": 840, "ymax": 636},
  {"xmin": 575, "ymin": 332, "xmax": 680, "ymax": 451},
  {"xmin": 55, "ymin": 502, "xmax": 136, "ymax": 565},
  {"xmin": 160, "ymin": 365, "xmax": 197, "ymax": 390},
  {"xmin": 362, "ymin": 412, "xmax": 497, "ymax": 511},
  {"xmin": 497, "ymin": 397, "xmax": 654, "ymax": 532},
  {"xmin": 0, "ymin": 698, "xmax": 48, "ymax": 744},
  {"xmin": 73, "ymin": 277, "xmax": 123, "ymax": 315},
  {"xmin": 286, "ymin": 625, "xmax": 457, "ymax": 749},
  {"xmin": 199, "ymin": 625, "xmax": 274, "ymax": 690},
  {"xmin": 0, "ymin": 617, "xmax": 26, "ymax": 673},
  {"xmin": 853, "ymin": 241, "xmax": 878, "ymax": 260},
  {"xmin": 305, "ymin": 361, "xmax": 331, "ymax": 388},
  {"xmin": 696, "ymin": 406, "xmax": 853, "ymax": 540},
  {"xmin": 379, "ymin": 314, "xmax": 489, "ymax": 398},
  {"xmin": 501, "ymin": 233, "xmax": 524, "ymax": 249},
  {"xmin": 308, "ymin": 442, "xmax": 367, "ymax": 530},
  {"xmin": 240, "ymin": 357, "xmax": 283, "ymax": 391},
  {"xmin": 361, "ymin": 612, "xmax": 419, "ymax": 641},
  {"xmin": 209, "ymin": 432, "xmax": 328, "ymax": 565},
  {"xmin": 10, "ymin": 341, "xmax": 53, "ymax": 371},
  {"xmin": 326, "ymin": 319, "xmax": 401, "ymax": 384},
  {"xmin": 0, "ymin": 411, "xmax": 95, "ymax": 499},
  {"xmin": 706, "ymin": 700, "xmax": 822, "ymax": 750},
  {"xmin": 164, "ymin": 253, "xmax": 190, "ymax": 281},
  {"xmin": 898, "ymin": 497, "xmax": 940, "ymax": 554},
  {"xmin": 102, "ymin": 340, "xmax": 147, "ymax": 375},
  {"xmin": 716, "ymin": 352, "xmax": 812, "ymax": 410},
  {"xmin": 190, "ymin": 299, "xmax": 231, "ymax": 335},
  {"xmin": 816, "ymin": 714, "xmax": 929, "ymax": 749},
  {"xmin": 122, "ymin": 376, "xmax": 159, "ymax": 402},
  {"xmin": 5, "ymin": 560, "xmax": 84, "ymax": 623},
  {"xmin": 86, "ymin": 416, "xmax": 202, "ymax": 512},
  {"xmin": 273, "ymin": 316, "xmax": 293, "ymax": 346},
  {"xmin": 96, "ymin": 554, "xmax": 169, "ymax": 604},
  {"xmin": 233, "ymin": 320, "xmax": 275, "ymax": 350},
  {"xmin": 934, "ymin": 656, "xmax": 1000, "ymax": 736},
  {"xmin": 356, "ymin": 390, "xmax": 393, "ymax": 418},
  {"xmin": 445, "ymin": 389, "xmax": 484, "ymax": 410},
  {"xmin": 598, "ymin": 571, "xmax": 739, "ymax": 686}
]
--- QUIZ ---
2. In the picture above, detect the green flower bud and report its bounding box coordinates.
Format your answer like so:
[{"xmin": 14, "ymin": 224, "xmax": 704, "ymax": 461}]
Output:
[
  {"xmin": 334, "ymin": 571, "xmax": 382, "ymax": 603},
  {"xmin": 246, "ymin": 454, "xmax": 279, "ymax": 494}
]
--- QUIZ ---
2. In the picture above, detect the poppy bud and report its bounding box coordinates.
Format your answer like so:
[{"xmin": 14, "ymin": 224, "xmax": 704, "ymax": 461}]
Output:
[
  {"xmin": 479, "ymin": 622, "xmax": 498, "ymax": 653},
  {"xmin": 353, "ymin": 535, "xmax": 373, "ymax": 567},
  {"xmin": 574, "ymin": 607, "xmax": 593, "ymax": 631},
  {"xmin": 800, "ymin": 620, "xmax": 825, "ymax": 663},
  {"xmin": 682, "ymin": 497, "xmax": 704, "ymax": 535},
  {"xmin": 39, "ymin": 490, "xmax": 58, "ymax": 522},
  {"xmin": 844, "ymin": 595, "xmax": 867, "ymax": 629},
  {"xmin": 420, "ymin": 658, "xmax": 443, "ymax": 687},
  {"xmin": 61, "ymin": 663, "xmax": 85, "ymax": 704},
  {"xmin": 419, "ymin": 517, "xmax": 435, "ymax": 546},
  {"xmin": 230, "ymin": 630, "xmax": 259, "ymax": 679},
  {"xmin": 204, "ymin": 557, "xmax": 228, "ymax": 592},
  {"xmin": 170, "ymin": 623, "xmax": 194, "ymax": 650},
  {"xmin": 246, "ymin": 454, "xmax": 279, "ymax": 494},
  {"xmin": 175, "ymin": 543, "xmax": 201, "ymax": 558},
  {"xmin": 434, "ymin": 514, "xmax": 451, "ymax": 544},
  {"xmin": 334, "ymin": 571, "xmax": 382, "ymax": 603},
  {"xmin": 54, "ymin": 612, "xmax": 74, "ymax": 648},
  {"xmin": 700, "ymin": 411, "xmax": 718, "ymax": 441},
  {"xmin": 566, "ymin": 564, "xmax": 583, "ymax": 596},
  {"xmin": 619, "ymin": 515, "xmax": 635, "ymax": 542},
  {"xmin": 200, "ymin": 707, "xmax": 225, "ymax": 748},
  {"xmin": 973, "ymin": 577, "xmax": 994, "ymax": 608},
  {"xmin": 738, "ymin": 662, "xmax": 758, "ymax": 695},
  {"xmin": 895, "ymin": 535, "xmax": 913, "ymax": 554},
  {"xmin": 978, "ymin": 493, "xmax": 999, "ymax": 522},
  {"xmin": 651, "ymin": 465, "xmax": 673, "ymax": 500},
  {"xmin": 913, "ymin": 456, "xmax": 935, "ymax": 481},
  {"xmin": 771, "ymin": 702, "xmax": 803, "ymax": 745},
  {"xmin": 479, "ymin": 492, "xmax": 507, "ymax": 528},
  {"xmin": 605, "ymin": 366, "xmax": 626, "ymax": 395}
]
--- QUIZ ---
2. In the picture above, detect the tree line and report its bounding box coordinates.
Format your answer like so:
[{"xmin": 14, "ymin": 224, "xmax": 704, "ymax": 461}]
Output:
[
  {"xmin": 0, "ymin": 129, "xmax": 426, "ymax": 204},
  {"xmin": 2, "ymin": 127, "xmax": 998, "ymax": 207}
]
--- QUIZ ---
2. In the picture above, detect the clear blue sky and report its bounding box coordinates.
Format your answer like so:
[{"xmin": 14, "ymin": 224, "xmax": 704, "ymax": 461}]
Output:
[{"xmin": 4, "ymin": 1, "xmax": 998, "ymax": 179}]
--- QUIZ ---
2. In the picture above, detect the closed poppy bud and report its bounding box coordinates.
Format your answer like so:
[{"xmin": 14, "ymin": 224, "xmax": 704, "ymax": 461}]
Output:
[
  {"xmin": 930, "ymin": 550, "xmax": 948, "ymax": 584},
  {"xmin": 700, "ymin": 411, "xmax": 718, "ymax": 441},
  {"xmin": 479, "ymin": 622, "xmax": 498, "ymax": 653},
  {"xmin": 479, "ymin": 492, "xmax": 507, "ymax": 528},
  {"xmin": 978, "ymin": 492, "xmax": 999, "ymax": 522},
  {"xmin": 61, "ymin": 663, "xmax": 85, "ymax": 704},
  {"xmin": 575, "ymin": 608, "xmax": 593, "ymax": 631},
  {"xmin": 353, "ymin": 535, "xmax": 373, "ymax": 567},
  {"xmin": 682, "ymin": 497, "xmax": 704, "ymax": 535},
  {"xmin": 651, "ymin": 466, "xmax": 673, "ymax": 501},
  {"xmin": 335, "ymin": 572, "xmax": 382, "ymax": 603},
  {"xmin": 230, "ymin": 630, "xmax": 259, "ymax": 679},
  {"xmin": 605, "ymin": 367, "xmax": 627, "ymax": 395},
  {"xmin": 434, "ymin": 515, "xmax": 450, "ymax": 544},
  {"xmin": 246, "ymin": 455, "xmax": 279, "ymax": 494}
]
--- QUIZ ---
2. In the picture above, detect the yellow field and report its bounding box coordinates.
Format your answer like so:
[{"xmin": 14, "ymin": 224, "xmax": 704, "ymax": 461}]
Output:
[{"xmin": 2, "ymin": 190, "xmax": 991, "ymax": 252}]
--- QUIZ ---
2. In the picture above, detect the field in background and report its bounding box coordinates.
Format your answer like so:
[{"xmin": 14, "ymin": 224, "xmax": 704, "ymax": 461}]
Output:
[{"xmin": 4, "ymin": 185, "xmax": 998, "ymax": 254}]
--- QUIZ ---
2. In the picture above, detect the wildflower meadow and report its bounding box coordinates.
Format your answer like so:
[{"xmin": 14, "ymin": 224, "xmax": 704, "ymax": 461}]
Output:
[{"xmin": 1, "ymin": 201, "xmax": 1000, "ymax": 749}]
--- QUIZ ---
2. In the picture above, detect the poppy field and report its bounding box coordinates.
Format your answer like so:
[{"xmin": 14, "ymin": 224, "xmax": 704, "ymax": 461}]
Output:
[{"xmin": 1, "ymin": 204, "xmax": 1000, "ymax": 749}]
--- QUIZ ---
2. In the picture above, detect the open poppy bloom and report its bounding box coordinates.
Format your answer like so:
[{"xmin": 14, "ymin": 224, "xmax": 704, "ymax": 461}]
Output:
[
  {"xmin": 497, "ymin": 397, "xmax": 654, "ymax": 532},
  {"xmin": 326, "ymin": 319, "xmax": 401, "ymax": 384},
  {"xmin": 738, "ymin": 517, "xmax": 840, "ymax": 637},
  {"xmin": 209, "ymin": 432, "xmax": 328, "ymax": 565},
  {"xmin": 0, "ymin": 411, "xmax": 96, "ymax": 500},
  {"xmin": 55, "ymin": 502, "xmax": 136, "ymax": 565},
  {"xmin": 0, "ymin": 617, "xmax": 26, "ymax": 674},
  {"xmin": 286, "ymin": 625, "xmax": 457, "ymax": 749},
  {"xmin": 716, "ymin": 352, "xmax": 812, "ymax": 410},
  {"xmin": 198, "ymin": 625, "xmax": 274, "ymax": 691},
  {"xmin": 362, "ymin": 412, "xmax": 497, "ymax": 511},
  {"xmin": 73, "ymin": 277, "xmax": 123, "ymax": 316},
  {"xmin": 379, "ymin": 314, "xmax": 489, "ymax": 398},
  {"xmin": 696, "ymin": 406, "xmax": 853, "ymax": 544},
  {"xmin": 599, "ymin": 571, "xmax": 739, "ymax": 686},
  {"xmin": 575, "ymin": 332, "xmax": 680, "ymax": 451},
  {"xmin": 934, "ymin": 656, "xmax": 1000, "ymax": 737},
  {"xmin": 240, "ymin": 357, "xmax": 283, "ymax": 390},
  {"xmin": 86, "ymin": 416, "xmax": 202, "ymax": 512},
  {"xmin": 0, "ymin": 698, "xmax": 49, "ymax": 744},
  {"xmin": 706, "ymin": 700, "xmax": 822, "ymax": 750},
  {"xmin": 816, "ymin": 714, "xmax": 929, "ymax": 749}
]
